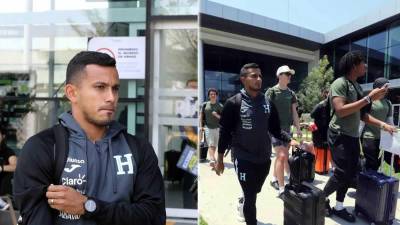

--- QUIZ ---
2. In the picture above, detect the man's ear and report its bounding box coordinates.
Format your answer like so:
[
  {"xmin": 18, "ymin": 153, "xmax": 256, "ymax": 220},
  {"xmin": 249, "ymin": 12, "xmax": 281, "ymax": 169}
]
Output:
[
  {"xmin": 239, "ymin": 76, "xmax": 244, "ymax": 83},
  {"xmin": 65, "ymin": 84, "xmax": 78, "ymax": 103}
]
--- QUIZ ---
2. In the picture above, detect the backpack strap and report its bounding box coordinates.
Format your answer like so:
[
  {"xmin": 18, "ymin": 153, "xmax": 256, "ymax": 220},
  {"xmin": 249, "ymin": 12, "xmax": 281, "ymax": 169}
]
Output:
[
  {"xmin": 52, "ymin": 124, "xmax": 69, "ymax": 184},
  {"xmin": 270, "ymin": 88, "xmax": 276, "ymax": 101},
  {"xmin": 123, "ymin": 132, "xmax": 140, "ymax": 176}
]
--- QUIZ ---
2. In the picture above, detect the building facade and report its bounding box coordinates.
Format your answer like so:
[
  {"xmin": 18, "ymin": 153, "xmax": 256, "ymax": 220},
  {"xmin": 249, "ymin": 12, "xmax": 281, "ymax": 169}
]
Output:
[
  {"xmin": 0, "ymin": 0, "xmax": 198, "ymax": 223},
  {"xmin": 199, "ymin": 0, "xmax": 400, "ymax": 107}
]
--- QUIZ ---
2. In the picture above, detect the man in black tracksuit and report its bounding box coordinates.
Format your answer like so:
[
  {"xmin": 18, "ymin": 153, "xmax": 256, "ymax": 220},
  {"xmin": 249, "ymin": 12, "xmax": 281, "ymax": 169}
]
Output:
[
  {"xmin": 214, "ymin": 63, "xmax": 297, "ymax": 225},
  {"xmin": 13, "ymin": 51, "xmax": 165, "ymax": 225}
]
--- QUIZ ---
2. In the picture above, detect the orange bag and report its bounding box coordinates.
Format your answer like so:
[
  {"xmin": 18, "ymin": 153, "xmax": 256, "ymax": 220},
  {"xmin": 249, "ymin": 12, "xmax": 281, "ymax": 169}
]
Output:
[{"xmin": 314, "ymin": 147, "xmax": 331, "ymax": 174}]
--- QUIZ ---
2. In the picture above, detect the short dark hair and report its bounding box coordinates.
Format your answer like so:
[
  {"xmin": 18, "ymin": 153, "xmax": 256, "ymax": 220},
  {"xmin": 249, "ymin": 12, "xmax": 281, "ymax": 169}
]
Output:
[
  {"xmin": 240, "ymin": 63, "xmax": 260, "ymax": 77},
  {"xmin": 207, "ymin": 88, "xmax": 218, "ymax": 97},
  {"xmin": 339, "ymin": 50, "xmax": 365, "ymax": 75},
  {"xmin": 66, "ymin": 51, "xmax": 116, "ymax": 85}
]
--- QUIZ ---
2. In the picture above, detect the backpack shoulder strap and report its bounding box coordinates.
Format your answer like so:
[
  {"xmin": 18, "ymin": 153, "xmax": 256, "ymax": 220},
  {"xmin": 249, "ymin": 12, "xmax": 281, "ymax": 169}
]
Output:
[
  {"xmin": 270, "ymin": 87, "xmax": 276, "ymax": 101},
  {"xmin": 201, "ymin": 102, "xmax": 207, "ymax": 113},
  {"xmin": 123, "ymin": 132, "xmax": 140, "ymax": 167},
  {"xmin": 52, "ymin": 124, "xmax": 69, "ymax": 184},
  {"xmin": 123, "ymin": 132, "xmax": 140, "ymax": 189},
  {"xmin": 234, "ymin": 93, "xmax": 242, "ymax": 105}
]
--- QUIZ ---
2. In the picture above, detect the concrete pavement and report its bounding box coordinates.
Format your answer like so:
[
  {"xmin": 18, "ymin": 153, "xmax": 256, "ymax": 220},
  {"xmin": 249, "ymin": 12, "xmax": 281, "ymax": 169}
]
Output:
[{"xmin": 199, "ymin": 152, "xmax": 400, "ymax": 225}]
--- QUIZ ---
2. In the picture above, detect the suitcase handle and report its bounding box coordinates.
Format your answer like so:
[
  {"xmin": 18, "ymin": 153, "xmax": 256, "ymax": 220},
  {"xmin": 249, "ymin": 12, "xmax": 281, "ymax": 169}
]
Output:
[{"xmin": 379, "ymin": 150, "xmax": 395, "ymax": 176}]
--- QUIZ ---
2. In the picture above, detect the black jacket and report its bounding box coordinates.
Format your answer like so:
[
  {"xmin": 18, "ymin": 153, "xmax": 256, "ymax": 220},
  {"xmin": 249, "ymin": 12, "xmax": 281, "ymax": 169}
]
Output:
[
  {"xmin": 218, "ymin": 90, "xmax": 291, "ymax": 163},
  {"xmin": 13, "ymin": 126, "xmax": 166, "ymax": 225}
]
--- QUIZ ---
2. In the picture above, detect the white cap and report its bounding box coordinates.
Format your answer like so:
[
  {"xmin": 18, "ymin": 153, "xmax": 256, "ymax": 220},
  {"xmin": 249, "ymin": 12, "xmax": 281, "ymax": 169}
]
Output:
[{"xmin": 276, "ymin": 65, "xmax": 295, "ymax": 77}]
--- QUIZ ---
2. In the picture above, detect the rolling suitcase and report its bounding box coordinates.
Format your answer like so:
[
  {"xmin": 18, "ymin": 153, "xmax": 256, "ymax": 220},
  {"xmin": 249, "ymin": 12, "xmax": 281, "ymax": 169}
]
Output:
[
  {"xmin": 199, "ymin": 132, "xmax": 208, "ymax": 163},
  {"xmin": 289, "ymin": 146, "xmax": 315, "ymax": 184},
  {"xmin": 314, "ymin": 147, "xmax": 331, "ymax": 175},
  {"xmin": 355, "ymin": 152, "xmax": 399, "ymax": 225},
  {"xmin": 283, "ymin": 181, "xmax": 325, "ymax": 225}
]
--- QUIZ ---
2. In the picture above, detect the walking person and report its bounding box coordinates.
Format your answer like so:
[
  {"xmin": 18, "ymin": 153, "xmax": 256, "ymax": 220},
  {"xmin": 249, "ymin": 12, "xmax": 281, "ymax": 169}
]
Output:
[
  {"xmin": 266, "ymin": 65, "xmax": 302, "ymax": 196},
  {"xmin": 14, "ymin": 51, "xmax": 166, "ymax": 225},
  {"xmin": 323, "ymin": 51, "xmax": 396, "ymax": 223},
  {"xmin": 214, "ymin": 63, "xmax": 298, "ymax": 225},
  {"xmin": 361, "ymin": 78, "xmax": 400, "ymax": 172},
  {"xmin": 200, "ymin": 88, "xmax": 223, "ymax": 166}
]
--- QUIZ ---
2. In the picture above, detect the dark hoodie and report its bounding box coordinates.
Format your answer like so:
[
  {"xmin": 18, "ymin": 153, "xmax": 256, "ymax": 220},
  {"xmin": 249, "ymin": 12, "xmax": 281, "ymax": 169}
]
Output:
[
  {"xmin": 218, "ymin": 89, "xmax": 291, "ymax": 163},
  {"xmin": 14, "ymin": 112, "xmax": 165, "ymax": 225}
]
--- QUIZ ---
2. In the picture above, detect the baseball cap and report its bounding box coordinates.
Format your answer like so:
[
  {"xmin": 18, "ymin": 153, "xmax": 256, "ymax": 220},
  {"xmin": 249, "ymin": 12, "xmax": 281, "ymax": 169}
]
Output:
[
  {"xmin": 276, "ymin": 65, "xmax": 295, "ymax": 77},
  {"xmin": 373, "ymin": 77, "xmax": 389, "ymax": 89}
]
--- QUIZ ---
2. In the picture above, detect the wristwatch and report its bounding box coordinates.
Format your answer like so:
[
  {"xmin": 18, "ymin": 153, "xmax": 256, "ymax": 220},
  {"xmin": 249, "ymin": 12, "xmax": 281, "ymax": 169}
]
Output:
[
  {"xmin": 380, "ymin": 123, "xmax": 385, "ymax": 130},
  {"xmin": 84, "ymin": 198, "xmax": 97, "ymax": 215},
  {"xmin": 363, "ymin": 96, "xmax": 371, "ymax": 104}
]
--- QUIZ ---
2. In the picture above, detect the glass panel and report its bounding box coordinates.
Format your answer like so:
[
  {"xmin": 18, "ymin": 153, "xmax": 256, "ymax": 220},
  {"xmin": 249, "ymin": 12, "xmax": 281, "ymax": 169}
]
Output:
[
  {"xmin": 334, "ymin": 42, "xmax": 349, "ymax": 77},
  {"xmin": 157, "ymin": 29, "xmax": 198, "ymax": 210},
  {"xmin": 152, "ymin": 0, "xmax": 198, "ymax": 15},
  {"xmin": 367, "ymin": 30, "xmax": 387, "ymax": 83},
  {"xmin": 351, "ymin": 38, "xmax": 367, "ymax": 83},
  {"xmin": 159, "ymin": 29, "xmax": 197, "ymax": 89},
  {"xmin": 389, "ymin": 22, "xmax": 400, "ymax": 47},
  {"xmin": 220, "ymin": 72, "xmax": 240, "ymax": 103},
  {"xmin": 389, "ymin": 22, "xmax": 400, "ymax": 79},
  {"xmin": 388, "ymin": 45, "xmax": 400, "ymax": 79}
]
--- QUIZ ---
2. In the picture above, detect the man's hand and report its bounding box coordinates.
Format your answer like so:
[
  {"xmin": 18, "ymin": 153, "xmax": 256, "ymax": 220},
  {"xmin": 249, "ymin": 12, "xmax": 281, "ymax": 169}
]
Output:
[
  {"xmin": 46, "ymin": 185, "xmax": 87, "ymax": 215},
  {"xmin": 214, "ymin": 160, "xmax": 224, "ymax": 175},
  {"xmin": 368, "ymin": 84, "xmax": 389, "ymax": 101},
  {"xmin": 214, "ymin": 154, "xmax": 225, "ymax": 175}
]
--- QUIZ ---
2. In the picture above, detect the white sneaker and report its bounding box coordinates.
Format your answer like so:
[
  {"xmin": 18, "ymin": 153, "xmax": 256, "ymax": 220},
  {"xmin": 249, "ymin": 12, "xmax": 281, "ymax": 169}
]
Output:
[{"xmin": 237, "ymin": 197, "xmax": 245, "ymax": 222}]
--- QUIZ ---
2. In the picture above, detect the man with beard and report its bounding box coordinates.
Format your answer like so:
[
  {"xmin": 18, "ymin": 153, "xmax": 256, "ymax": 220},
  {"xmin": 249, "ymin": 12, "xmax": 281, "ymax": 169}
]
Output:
[
  {"xmin": 214, "ymin": 63, "xmax": 298, "ymax": 225},
  {"xmin": 14, "ymin": 51, "xmax": 165, "ymax": 225}
]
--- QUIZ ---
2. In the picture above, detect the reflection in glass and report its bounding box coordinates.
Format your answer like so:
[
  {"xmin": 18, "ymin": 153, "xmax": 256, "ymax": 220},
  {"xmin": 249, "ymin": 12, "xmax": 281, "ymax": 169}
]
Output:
[
  {"xmin": 389, "ymin": 23, "xmax": 400, "ymax": 79},
  {"xmin": 351, "ymin": 38, "xmax": 367, "ymax": 83},
  {"xmin": 334, "ymin": 42, "xmax": 349, "ymax": 77},
  {"xmin": 389, "ymin": 45, "xmax": 400, "ymax": 79},
  {"xmin": 160, "ymin": 29, "xmax": 197, "ymax": 89},
  {"xmin": 155, "ymin": 28, "xmax": 198, "ymax": 210},
  {"xmin": 152, "ymin": 0, "xmax": 198, "ymax": 15},
  {"xmin": 367, "ymin": 30, "xmax": 387, "ymax": 83}
]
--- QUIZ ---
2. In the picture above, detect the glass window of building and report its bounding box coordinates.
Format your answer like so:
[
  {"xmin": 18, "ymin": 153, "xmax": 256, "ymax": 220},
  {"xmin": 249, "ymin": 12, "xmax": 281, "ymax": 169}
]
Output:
[
  {"xmin": 389, "ymin": 21, "xmax": 400, "ymax": 80},
  {"xmin": 367, "ymin": 30, "xmax": 387, "ymax": 83},
  {"xmin": 351, "ymin": 37, "xmax": 368, "ymax": 83},
  {"xmin": 334, "ymin": 42, "xmax": 350, "ymax": 77},
  {"xmin": 150, "ymin": 19, "xmax": 198, "ymax": 218},
  {"xmin": 202, "ymin": 44, "xmax": 308, "ymax": 103},
  {"xmin": 152, "ymin": 0, "xmax": 197, "ymax": 15}
]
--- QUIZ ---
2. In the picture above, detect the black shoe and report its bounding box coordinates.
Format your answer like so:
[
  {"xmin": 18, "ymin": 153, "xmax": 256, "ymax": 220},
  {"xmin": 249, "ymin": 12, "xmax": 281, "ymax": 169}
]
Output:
[
  {"xmin": 270, "ymin": 180, "xmax": 279, "ymax": 190},
  {"xmin": 332, "ymin": 208, "xmax": 356, "ymax": 223},
  {"xmin": 325, "ymin": 199, "xmax": 332, "ymax": 217}
]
